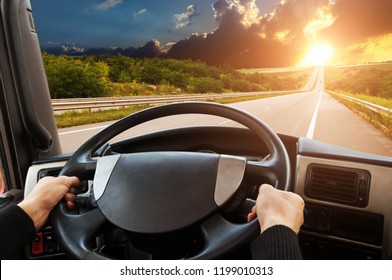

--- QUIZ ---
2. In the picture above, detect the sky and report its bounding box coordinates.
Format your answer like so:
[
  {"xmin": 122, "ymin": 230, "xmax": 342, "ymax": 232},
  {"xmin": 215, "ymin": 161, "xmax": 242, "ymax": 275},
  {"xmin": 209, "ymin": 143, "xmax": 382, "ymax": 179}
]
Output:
[{"xmin": 31, "ymin": 0, "xmax": 392, "ymax": 68}]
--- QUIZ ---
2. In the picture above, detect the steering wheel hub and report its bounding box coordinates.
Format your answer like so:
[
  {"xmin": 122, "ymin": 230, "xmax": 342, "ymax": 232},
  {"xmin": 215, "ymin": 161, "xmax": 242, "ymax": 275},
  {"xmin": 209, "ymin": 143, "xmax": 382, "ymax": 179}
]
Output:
[{"xmin": 94, "ymin": 152, "xmax": 246, "ymax": 233}]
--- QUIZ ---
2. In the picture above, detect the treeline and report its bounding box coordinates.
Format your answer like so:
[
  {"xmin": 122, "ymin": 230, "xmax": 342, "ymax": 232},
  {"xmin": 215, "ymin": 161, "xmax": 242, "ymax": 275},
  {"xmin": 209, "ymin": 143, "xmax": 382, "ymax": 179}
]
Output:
[
  {"xmin": 325, "ymin": 65, "xmax": 392, "ymax": 99},
  {"xmin": 43, "ymin": 53, "xmax": 309, "ymax": 99}
]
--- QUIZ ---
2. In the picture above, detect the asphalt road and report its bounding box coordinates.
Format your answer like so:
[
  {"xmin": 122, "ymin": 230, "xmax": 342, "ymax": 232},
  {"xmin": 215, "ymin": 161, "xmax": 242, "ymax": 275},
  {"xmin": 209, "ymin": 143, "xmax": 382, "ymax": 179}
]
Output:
[{"xmin": 58, "ymin": 67, "xmax": 392, "ymax": 157}]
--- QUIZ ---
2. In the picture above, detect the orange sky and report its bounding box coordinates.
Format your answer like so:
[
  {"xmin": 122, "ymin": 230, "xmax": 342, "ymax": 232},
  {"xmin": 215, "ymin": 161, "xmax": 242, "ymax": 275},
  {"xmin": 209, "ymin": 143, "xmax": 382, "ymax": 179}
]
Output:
[
  {"xmin": 312, "ymin": 0, "xmax": 392, "ymax": 65},
  {"xmin": 167, "ymin": 0, "xmax": 392, "ymax": 67},
  {"xmin": 37, "ymin": 0, "xmax": 392, "ymax": 68}
]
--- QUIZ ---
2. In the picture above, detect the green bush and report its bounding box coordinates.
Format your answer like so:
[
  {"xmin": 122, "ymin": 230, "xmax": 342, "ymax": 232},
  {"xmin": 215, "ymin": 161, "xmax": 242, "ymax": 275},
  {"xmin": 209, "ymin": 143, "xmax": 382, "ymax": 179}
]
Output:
[
  {"xmin": 43, "ymin": 53, "xmax": 311, "ymax": 98},
  {"xmin": 189, "ymin": 77, "xmax": 223, "ymax": 93},
  {"xmin": 43, "ymin": 54, "xmax": 108, "ymax": 98}
]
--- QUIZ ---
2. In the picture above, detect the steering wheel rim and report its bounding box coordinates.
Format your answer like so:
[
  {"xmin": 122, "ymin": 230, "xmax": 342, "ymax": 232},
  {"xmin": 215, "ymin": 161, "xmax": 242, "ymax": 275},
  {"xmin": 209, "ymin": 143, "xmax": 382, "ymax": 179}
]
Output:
[{"xmin": 51, "ymin": 102, "xmax": 291, "ymax": 259}]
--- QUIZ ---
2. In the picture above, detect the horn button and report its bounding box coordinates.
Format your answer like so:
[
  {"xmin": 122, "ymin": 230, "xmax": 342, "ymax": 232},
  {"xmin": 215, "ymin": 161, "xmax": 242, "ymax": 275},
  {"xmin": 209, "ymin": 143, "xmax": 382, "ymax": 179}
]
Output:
[{"xmin": 94, "ymin": 152, "xmax": 246, "ymax": 233}]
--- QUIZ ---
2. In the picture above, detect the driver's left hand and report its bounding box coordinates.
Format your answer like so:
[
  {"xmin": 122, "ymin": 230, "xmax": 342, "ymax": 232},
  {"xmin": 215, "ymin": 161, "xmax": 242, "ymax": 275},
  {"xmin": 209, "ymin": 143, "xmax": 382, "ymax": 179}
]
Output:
[{"xmin": 18, "ymin": 176, "xmax": 80, "ymax": 230}]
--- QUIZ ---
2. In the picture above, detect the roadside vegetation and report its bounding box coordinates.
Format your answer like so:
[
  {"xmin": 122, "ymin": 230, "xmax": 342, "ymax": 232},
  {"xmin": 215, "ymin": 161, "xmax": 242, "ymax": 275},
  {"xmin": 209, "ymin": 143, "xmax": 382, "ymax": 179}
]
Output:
[
  {"xmin": 325, "ymin": 63, "xmax": 392, "ymax": 101},
  {"xmin": 43, "ymin": 53, "xmax": 312, "ymax": 99},
  {"xmin": 325, "ymin": 63, "xmax": 392, "ymax": 137},
  {"xmin": 44, "ymin": 53, "xmax": 313, "ymax": 128}
]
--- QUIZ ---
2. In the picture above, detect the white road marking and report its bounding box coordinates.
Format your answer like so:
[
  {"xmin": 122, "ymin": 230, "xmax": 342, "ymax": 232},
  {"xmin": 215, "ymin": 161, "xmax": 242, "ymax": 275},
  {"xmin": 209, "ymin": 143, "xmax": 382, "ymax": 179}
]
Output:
[
  {"xmin": 58, "ymin": 125, "xmax": 108, "ymax": 135},
  {"xmin": 219, "ymin": 120, "xmax": 232, "ymax": 125},
  {"xmin": 306, "ymin": 92, "xmax": 323, "ymax": 139}
]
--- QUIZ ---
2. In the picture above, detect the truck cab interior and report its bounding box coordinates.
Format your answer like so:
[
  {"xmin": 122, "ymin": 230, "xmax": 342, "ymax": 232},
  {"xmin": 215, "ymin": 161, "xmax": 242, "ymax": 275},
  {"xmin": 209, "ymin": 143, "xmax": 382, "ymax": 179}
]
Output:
[{"xmin": 0, "ymin": 0, "xmax": 391, "ymax": 260}]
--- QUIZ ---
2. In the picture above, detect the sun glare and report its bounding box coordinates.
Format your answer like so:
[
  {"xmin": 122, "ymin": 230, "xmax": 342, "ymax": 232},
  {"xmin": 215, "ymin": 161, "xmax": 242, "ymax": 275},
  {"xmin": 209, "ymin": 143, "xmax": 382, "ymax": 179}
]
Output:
[{"xmin": 300, "ymin": 43, "xmax": 334, "ymax": 66}]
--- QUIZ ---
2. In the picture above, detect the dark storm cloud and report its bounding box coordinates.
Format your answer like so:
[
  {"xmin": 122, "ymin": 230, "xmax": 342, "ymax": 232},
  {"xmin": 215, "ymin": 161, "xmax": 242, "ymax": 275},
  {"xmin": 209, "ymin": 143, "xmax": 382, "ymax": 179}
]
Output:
[
  {"xmin": 212, "ymin": 0, "xmax": 233, "ymax": 22},
  {"xmin": 322, "ymin": 0, "xmax": 392, "ymax": 47},
  {"xmin": 168, "ymin": 0, "xmax": 260, "ymax": 66},
  {"xmin": 260, "ymin": 0, "xmax": 332, "ymax": 40},
  {"xmin": 166, "ymin": 0, "xmax": 392, "ymax": 67},
  {"xmin": 167, "ymin": 0, "xmax": 332, "ymax": 67},
  {"xmin": 48, "ymin": 0, "xmax": 391, "ymax": 67}
]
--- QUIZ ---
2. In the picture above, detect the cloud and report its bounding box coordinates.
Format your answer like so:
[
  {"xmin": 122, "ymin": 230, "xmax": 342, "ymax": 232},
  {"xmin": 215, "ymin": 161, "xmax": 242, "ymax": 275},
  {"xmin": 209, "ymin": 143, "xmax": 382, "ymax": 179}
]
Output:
[
  {"xmin": 134, "ymin": 8, "xmax": 147, "ymax": 18},
  {"xmin": 88, "ymin": 0, "xmax": 392, "ymax": 67},
  {"xmin": 165, "ymin": 0, "xmax": 392, "ymax": 67},
  {"xmin": 322, "ymin": 0, "xmax": 392, "ymax": 47},
  {"xmin": 95, "ymin": 0, "xmax": 122, "ymax": 11},
  {"xmin": 174, "ymin": 5, "xmax": 200, "ymax": 29},
  {"xmin": 337, "ymin": 34, "xmax": 392, "ymax": 64},
  {"xmin": 212, "ymin": 0, "xmax": 260, "ymax": 27},
  {"xmin": 303, "ymin": 5, "xmax": 335, "ymax": 40},
  {"xmin": 168, "ymin": 0, "xmax": 325, "ymax": 67}
]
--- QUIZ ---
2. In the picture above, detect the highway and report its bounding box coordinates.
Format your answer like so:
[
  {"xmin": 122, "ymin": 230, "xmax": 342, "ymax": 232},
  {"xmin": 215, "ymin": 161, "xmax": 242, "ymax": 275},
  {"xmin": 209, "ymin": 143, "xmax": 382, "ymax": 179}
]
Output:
[{"xmin": 58, "ymin": 67, "xmax": 392, "ymax": 157}]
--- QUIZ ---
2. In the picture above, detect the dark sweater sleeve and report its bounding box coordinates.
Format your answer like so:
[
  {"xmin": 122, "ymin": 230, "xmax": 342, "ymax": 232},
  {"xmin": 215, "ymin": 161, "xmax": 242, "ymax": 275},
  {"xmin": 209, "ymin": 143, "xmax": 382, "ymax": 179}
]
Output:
[
  {"xmin": 250, "ymin": 225, "xmax": 302, "ymax": 260},
  {"xmin": 0, "ymin": 205, "xmax": 36, "ymax": 259}
]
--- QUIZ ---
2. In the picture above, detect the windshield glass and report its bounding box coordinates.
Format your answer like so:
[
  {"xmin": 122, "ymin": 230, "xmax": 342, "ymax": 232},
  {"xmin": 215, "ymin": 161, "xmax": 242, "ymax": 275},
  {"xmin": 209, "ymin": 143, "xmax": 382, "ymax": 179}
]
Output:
[{"xmin": 31, "ymin": 0, "xmax": 392, "ymax": 157}]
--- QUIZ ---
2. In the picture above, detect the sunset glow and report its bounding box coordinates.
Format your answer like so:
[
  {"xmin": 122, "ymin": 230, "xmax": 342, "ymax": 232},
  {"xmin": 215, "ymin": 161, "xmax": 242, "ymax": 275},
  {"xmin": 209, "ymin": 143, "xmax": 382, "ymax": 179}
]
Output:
[
  {"xmin": 33, "ymin": 0, "xmax": 392, "ymax": 68},
  {"xmin": 300, "ymin": 44, "xmax": 334, "ymax": 66}
]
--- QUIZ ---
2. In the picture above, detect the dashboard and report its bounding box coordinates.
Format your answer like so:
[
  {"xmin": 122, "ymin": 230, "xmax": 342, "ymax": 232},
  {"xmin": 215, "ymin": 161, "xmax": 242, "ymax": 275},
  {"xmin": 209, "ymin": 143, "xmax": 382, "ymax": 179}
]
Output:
[{"xmin": 24, "ymin": 126, "xmax": 392, "ymax": 259}]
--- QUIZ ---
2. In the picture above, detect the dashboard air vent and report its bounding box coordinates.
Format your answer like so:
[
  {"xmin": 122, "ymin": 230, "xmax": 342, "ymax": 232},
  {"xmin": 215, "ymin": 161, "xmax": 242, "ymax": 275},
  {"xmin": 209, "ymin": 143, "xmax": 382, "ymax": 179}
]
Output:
[{"xmin": 305, "ymin": 164, "xmax": 370, "ymax": 207}]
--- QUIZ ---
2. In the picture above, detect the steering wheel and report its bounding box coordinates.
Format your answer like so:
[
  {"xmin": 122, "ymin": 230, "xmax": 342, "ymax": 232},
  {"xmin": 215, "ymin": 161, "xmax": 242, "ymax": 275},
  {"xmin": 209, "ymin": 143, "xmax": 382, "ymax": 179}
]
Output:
[{"xmin": 51, "ymin": 102, "xmax": 291, "ymax": 259}]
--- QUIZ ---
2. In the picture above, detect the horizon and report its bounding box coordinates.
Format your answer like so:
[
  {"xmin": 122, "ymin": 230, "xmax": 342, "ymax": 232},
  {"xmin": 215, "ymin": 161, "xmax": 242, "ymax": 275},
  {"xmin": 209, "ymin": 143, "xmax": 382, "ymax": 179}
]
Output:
[{"xmin": 32, "ymin": 0, "xmax": 392, "ymax": 68}]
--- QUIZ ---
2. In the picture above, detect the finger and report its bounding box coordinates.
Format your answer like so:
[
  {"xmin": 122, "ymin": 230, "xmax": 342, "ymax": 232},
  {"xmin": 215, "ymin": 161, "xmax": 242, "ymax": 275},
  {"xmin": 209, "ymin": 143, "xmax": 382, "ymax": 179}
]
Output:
[
  {"xmin": 251, "ymin": 205, "xmax": 256, "ymax": 213},
  {"xmin": 68, "ymin": 186, "xmax": 80, "ymax": 195},
  {"xmin": 247, "ymin": 206, "xmax": 257, "ymax": 222},
  {"xmin": 259, "ymin": 183, "xmax": 274, "ymax": 193},
  {"xmin": 66, "ymin": 200, "xmax": 76, "ymax": 210},
  {"xmin": 247, "ymin": 212, "xmax": 256, "ymax": 222},
  {"xmin": 58, "ymin": 176, "xmax": 81, "ymax": 189},
  {"xmin": 64, "ymin": 192, "xmax": 76, "ymax": 202}
]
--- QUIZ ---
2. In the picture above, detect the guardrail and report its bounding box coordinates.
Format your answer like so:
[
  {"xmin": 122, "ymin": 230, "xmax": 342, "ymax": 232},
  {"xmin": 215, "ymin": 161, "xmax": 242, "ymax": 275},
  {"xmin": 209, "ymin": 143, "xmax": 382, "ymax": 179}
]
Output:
[
  {"xmin": 338, "ymin": 94, "xmax": 392, "ymax": 116},
  {"xmin": 328, "ymin": 91, "xmax": 391, "ymax": 137},
  {"xmin": 51, "ymin": 91, "xmax": 291, "ymax": 113}
]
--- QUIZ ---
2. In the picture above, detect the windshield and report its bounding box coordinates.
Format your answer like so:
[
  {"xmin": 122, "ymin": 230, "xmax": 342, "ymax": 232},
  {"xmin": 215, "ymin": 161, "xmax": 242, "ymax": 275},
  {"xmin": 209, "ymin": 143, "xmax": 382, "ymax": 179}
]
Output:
[{"xmin": 31, "ymin": 0, "xmax": 392, "ymax": 157}]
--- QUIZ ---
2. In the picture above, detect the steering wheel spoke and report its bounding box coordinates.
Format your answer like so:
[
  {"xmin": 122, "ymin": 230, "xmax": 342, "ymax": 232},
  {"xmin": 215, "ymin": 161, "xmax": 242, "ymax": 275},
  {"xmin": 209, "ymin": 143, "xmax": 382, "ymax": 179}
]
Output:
[
  {"xmin": 60, "ymin": 155, "xmax": 97, "ymax": 179},
  {"xmin": 51, "ymin": 203, "xmax": 108, "ymax": 259},
  {"xmin": 246, "ymin": 156, "xmax": 289, "ymax": 189},
  {"xmin": 190, "ymin": 213, "xmax": 260, "ymax": 259}
]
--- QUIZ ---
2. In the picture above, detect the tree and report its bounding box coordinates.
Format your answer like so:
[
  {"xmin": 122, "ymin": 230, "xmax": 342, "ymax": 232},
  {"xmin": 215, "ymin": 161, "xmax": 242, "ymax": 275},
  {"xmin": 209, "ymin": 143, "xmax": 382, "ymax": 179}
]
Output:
[
  {"xmin": 189, "ymin": 77, "xmax": 223, "ymax": 93},
  {"xmin": 43, "ymin": 54, "xmax": 108, "ymax": 98},
  {"xmin": 106, "ymin": 55, "xmax": 136, "ymax": 83}
]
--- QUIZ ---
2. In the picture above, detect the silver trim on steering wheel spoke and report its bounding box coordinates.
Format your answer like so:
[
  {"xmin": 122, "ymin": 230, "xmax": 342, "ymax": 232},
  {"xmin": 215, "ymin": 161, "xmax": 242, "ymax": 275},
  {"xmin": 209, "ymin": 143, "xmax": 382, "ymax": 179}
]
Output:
[
  {"xmin": 214, "ymin": 155, "xmax": 247, "ymax": 206},
  {"xmin": 93, "ymin": 154, "xmax": 121, "ymax": 201}
]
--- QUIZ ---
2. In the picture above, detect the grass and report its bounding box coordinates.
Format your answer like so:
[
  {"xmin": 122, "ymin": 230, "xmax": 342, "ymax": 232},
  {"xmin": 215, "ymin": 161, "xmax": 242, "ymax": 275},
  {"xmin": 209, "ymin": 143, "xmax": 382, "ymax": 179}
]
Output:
[
  {"xmin": 55, "ymin": 104, "xmax": 152, "ymax": 128},
  {"xmin": 325, "ymin": 62, "xmax": 392, "ymax": 100},
  {"xmin": 328, "ymin": 91, "xmax": 392, "ymax": 138},
  {"xmin": 335, "ymin": 92, "xmax": 392, "ymax": 109},
  {"xmin": 324, "ymin": 62, "xmax": 392, "ymax": 138}
]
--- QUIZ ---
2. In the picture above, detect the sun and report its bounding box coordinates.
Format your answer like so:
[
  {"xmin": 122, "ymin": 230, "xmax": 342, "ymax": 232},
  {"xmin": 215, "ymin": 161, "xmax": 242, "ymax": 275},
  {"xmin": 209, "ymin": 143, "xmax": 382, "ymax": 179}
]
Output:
[{"xmin": 300, "ymin": 43, "xmax": 334, "ymax": 66}]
